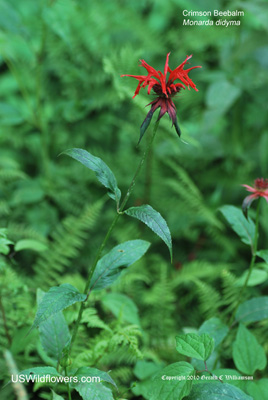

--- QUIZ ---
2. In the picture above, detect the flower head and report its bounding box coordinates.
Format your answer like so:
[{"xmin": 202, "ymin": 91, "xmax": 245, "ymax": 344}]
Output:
[
  {"xmin": 121, "ymin": 53, "xmax": 201, "ymax": 143},
  {"xmin": 242, "ymin": 178, "xmax": 268, "ymax": 216}
]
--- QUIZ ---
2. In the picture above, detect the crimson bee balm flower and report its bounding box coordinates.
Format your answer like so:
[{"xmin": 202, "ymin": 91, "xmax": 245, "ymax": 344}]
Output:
[
  {"xmin": 121, "ymin": 53, "xmax": 201, "ymax": 142},
  {"xmin": 242, "ymin": 178, "xmax": 268, "ymax": 216}
]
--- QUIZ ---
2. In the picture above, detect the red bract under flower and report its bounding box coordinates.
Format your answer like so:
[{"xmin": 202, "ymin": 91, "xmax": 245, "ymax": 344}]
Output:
[
  {"xmin": 121, "ymin": 53, "xmax": 201, "ymax": 142},
  {"xmin": 242, "ymin": 178, "xmax": 268, "ymax": 215}
]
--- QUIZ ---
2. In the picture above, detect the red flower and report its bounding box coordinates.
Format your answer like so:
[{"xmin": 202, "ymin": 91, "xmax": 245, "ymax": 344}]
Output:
[
  {"xmin": 242, "ymin": 178, "xmax": 268, "ymax": 215},
  {"xmin": 121, "ymin": 53, "xmax": 201, "ymax": 142}
]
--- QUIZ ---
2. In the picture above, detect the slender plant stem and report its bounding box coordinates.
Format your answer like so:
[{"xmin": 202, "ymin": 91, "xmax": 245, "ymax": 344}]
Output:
[
  {"xmin": 68, "ymin": 121, "xmax": 159, "ymax": 354},
  {"xmin": 144, "ymin": 131, "xmax": 153, "ymax": 203},
  {"xmin": 69, "ymin": 213, "xmax": 120, "ymax": 350},
  {"xmin": 196, "ymin": 361, "xmax": 223, "ymax": 383},
  {"xmin": 65, "ymin": 367, "xmax": 72, "ymax": 400},
  {"xmin": 119, "ymin": 121, "xmax": 160, "ymax": 211},
  {"xmin": 229, "ymin": 198, "xmax": 261, "ymax": 326}
]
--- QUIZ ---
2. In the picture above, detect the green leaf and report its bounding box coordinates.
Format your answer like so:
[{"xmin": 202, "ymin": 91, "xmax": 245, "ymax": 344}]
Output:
[
  {"xmin": 198, "ymin": 318, "xmax": 229, "ymax": 348},
  {"xmin": 191, "ymin": 350, "xmax": 218, "ymax": 373},
  {"xmin": 32, "ymin": 284, "xmax": 86, "ymax": 329},
  {"xmin": 235, "ymin": 269, "xmax": 268, "ymax": 287},
  {"xmin": 212, "ymin": 369, "xmax": 244, "ymax": 389},
  {"xmin": 246, "ymin": 379, "xmax": 268, "ymax": 400},
  {"xmin": 176, "ymin": 333, "xmax": 214, "ymax": 361},
  {"xmin": 125, "ymin": 205, "xmax": 172, "ymax": 261},
  {"xmin": 62, "ymin": 148, "xmax": 121, "ymax": 203},
  {"xmin": 0, "ymin": 237, "xmax": 13, "ymax": 255},
  {"xmin": 73, "ymin": 382, "xmax": 113, "ymax": 400},
  {"xmin": 257, "ymin": 250, "xmax": 268, "ymax": 263},
  {"xmin": 74, "ymin": 367, "xmax": 117, "ymax": 388},
  {"xmin": 15, "ymin": 239, "xmax": 48, "ymax": 252},
  {"xmin": 151, "ymin": 362, "xmax": 195, "ymax": 400},
  {"xmin": 90, "ymin": 240, "xmax": 150, "ymax": 291},
  {"xmin": 39, "ymin": 312, "xmax": 70, "ymax": 361},
  {"xmin": 37, "ymin": 289, "xmax": 70, "ymax": 361},
  {"xmin": 232, "ymin": 324, "xmax": 266, "ymax": 375},
  {"xmin": 52, "ymin": 391, "xmax": 65, "ymax": 400},
  {"xmin": 186, "ymin": 382, "xmax": 253, "ymax": 400},
  {"xmin": 71, "ymin": 367, "xmax": 116, "ymax": 400},
  {"xmin": 102, "ymin": 293, "xmax": 140, "ymax": 325},
  {"xmin": 235, "ymin": 297, "xmax": 268, "ymax": 323},
  {"xmin": 219, "ymin": 205, "xmax": 255, "ymax": 247},
  {"xmin": 139, "ymin": 108, "xmax": 154, "ymax": 144}
]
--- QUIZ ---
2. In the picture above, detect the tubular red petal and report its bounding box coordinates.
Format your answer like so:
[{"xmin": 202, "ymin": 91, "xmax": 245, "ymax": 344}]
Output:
[
  {"xmin": 242, "ymin": 184, "xmax": 256, "ymax": 193},
  {"xmin": 121, "ymin": 74, "xmax": 147, "ymax": 80},
  {"xmin": 140, "ymin": 59, "xmax": 161, "ymax": 81},
  {"xmin": 185, "ymin": 66, "xmax": 202, "ymax": 73},
  {"xmin": 164, "ymin": 52, "xmax": 171, "ymax": 77},
  {"xmin": 122, "ymin": 53, "xmax": 201, "ymax": 138},
  {"xmin": 147, "ymin": 78, "xmax": 159, "ymax": 95}
]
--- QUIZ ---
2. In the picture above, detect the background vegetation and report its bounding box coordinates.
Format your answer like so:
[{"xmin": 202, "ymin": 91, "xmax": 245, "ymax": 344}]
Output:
[{"xmin": 0, "ymin": 0, "xmax": 268, "ymax": 399}]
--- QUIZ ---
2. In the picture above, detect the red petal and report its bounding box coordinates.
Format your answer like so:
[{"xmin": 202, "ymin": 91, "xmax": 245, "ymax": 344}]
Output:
[
  {"xmin": 164, "ymin": 52, "xmax": 171, "ymax": 77},
  {"xmin": 242, "ymin": 184, "xmax": 256, "ymax": 193}
]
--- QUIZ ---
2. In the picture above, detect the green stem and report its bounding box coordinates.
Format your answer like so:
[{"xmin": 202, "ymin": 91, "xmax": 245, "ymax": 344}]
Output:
[
  {"xmin": 65, "ymin": 367, "xmax": 72, "ymax": 400},
  {"xmin": 144, "ymin": 131, "xmax": 153, "ymax": 203},
  {"xmin": 119, "ymin": 121, "xmax": 159, "ymax": 211},
  {"xmin": 229, "ymin": 198, "xmax": 261, "ymax": 326},
  {"xmin": 68, "ymin": 121, "xmax": 159, "ymax": 354}
]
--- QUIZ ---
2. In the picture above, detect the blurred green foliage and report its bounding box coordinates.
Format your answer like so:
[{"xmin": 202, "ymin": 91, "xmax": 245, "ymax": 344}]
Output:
[{"xmin": 0, "ymin": 0, "xmax": 268, "ymax": 398}]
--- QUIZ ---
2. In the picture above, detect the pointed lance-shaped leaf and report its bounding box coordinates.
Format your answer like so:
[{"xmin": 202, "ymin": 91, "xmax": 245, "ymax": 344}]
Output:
[
  {"xmin": 90, "ymin": 240, "xmax": 150, "ymax": 291},
  {"xmin": 174, "ymin": 117, "xmax": 181, "ymax": 137},
  {"xmin": 235, "ymin": 296, "xmax": 268, "ymax": 323},
  {"xmin": 233, "ymin": 324, "xmax": 266, "ymax": 375},
  {"xmin": 71, "ymin": 367, "xmax": 117, "ymax": 400},
  {"xmin": 31, "ymin": 284, "xmax": 86, "ymax": 331},
  {"xmin": 37, "ymin": 289, "xmax": 71, "ymax": 362},
  {"xmin": 61, "ymin": 148, "xmax": 121, "ymax": 203},
  {"xmin": 139, "ymin": 108, "xmax": 154, "ymax": 144},
  {"xmin": 125, "ymin": 205, "xmax": 172, "ymax": 262},
  {"xmin": 219, "ymin": 205, "xmax": 255, "ymax": 248}
]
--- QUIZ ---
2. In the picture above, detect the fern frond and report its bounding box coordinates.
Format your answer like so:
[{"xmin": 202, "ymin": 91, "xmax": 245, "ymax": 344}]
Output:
[
  {"xmin": 7, "ymin": 222, "xmax": 48, "ymax": 243},
  {"xmin": 195, "ymin": 279, "xmax": 221, "ymax": 319},
  {"xmin": 0, "ymin": 168, "xmax": 26, "ymax": 182},
  {"xmin": 110, "ymin": 325, "xmax": 143, "ymax": 359},
  {"xmin": 173, "ymin": 260, "xmax": 229, "ymax": 285},
  {"xmin": 81, "ymin": 307, "xmax": 112, "ymax": 332},
  {"xmin": 33, "ymin": 199, "xmax": 104, "ymax": 288},
  {"xmin": 164, "ymin": 159, "xmax": 223, "ymax": 230},
  {"xmin": 220, "ymin": 269, "xmax": 242, "ymax": 317}
]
